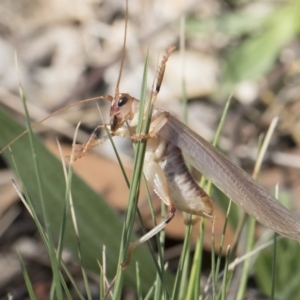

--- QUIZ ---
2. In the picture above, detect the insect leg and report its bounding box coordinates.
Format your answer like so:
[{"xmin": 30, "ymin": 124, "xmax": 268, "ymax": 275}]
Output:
[
  {"xmin": 131, "ymin": 111, "xmax": 170, "ymax": 141},
  {"xmin": 71, "ymin": 125, "xmax": 110, "ymax": 160},
  {"xmin": 121, "ymin": 204, "xmax": 176, "ymax": 270}
]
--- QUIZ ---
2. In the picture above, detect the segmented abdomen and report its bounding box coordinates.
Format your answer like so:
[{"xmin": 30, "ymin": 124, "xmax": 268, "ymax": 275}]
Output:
[{"xmin": 159, "ymin": 142, "xmax": 213, "ymax": 218}]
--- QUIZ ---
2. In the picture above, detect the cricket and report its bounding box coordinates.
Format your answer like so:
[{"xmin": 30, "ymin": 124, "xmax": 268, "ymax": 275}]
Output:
[
  {"xmin": 71, "ymin": 45, "xmax": 300, "ymax": 267},
  {"xmin": 60, "ymin": 3, "xmax": 300, "ymax": 266},
  {"xmin": 1, "ymin": 0, "xmax": 300, "ymax": 271}
]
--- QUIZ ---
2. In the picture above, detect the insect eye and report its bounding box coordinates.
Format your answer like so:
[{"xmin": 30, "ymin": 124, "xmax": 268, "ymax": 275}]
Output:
[{"xmin": 117, "ymin": 96, "xmax": 128, "ymax": 107}]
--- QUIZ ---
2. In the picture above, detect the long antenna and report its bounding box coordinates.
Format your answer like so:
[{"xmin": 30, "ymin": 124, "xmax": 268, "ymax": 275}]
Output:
[{"xmin": 115, "ymin": 0, "xmax": 128, "ymax": 98}]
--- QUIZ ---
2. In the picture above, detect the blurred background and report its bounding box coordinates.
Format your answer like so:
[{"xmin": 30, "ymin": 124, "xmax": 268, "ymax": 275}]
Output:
[{"xmin": 0, "ymin": 0, "xmax": 300, "ymax": 299}]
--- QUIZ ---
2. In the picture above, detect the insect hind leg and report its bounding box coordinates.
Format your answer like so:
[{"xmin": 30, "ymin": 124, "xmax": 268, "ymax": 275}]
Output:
[{"xmin": 121, "ymin": 204, "xmax": 176, "ymax": 270}]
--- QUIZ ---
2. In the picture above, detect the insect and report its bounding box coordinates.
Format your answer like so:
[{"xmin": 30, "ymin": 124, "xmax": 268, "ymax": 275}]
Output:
[
  {"xmin": 1, "ymin": 1, "xmax": 300, "ymax": 269},
  {"xmin": 69, "ymin": 42, "xmax": 300, "ymax": 268}
]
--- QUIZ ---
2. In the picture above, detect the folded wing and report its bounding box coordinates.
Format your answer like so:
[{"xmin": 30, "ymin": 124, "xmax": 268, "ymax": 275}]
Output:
[{"xmin": 159, "ymin": 115, "xmax": 300, "ymax": 242}]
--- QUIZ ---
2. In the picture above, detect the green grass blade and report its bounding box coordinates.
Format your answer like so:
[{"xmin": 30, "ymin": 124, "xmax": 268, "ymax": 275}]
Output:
[
  {"xmin": 18, "ymin": 254, "xmax": 37, "ymax": 300},
  {"xmin": 172, "ymin": 224, "xmax": 193, "ymax": 300},
  {"xmin": 19, "ymin": 86, "xmax": 63, "ymax": 299},
  {"xmin": 136, "ymin": 262, "xmax": 142, "ymax": 300},
  {"xmin": 113, "ymin": 51, "xmax": 174, "ymax": 299},
  {"xmin": 221, "ymin": 246, "xmax": 231, "ymax": 300},
  {"xmin": 271, "ymin": 234, "xmax": 278, "ymax": 300},
  {"xmin": 112, "ymin": 53, "xmax": 150, "ymax": 300}
]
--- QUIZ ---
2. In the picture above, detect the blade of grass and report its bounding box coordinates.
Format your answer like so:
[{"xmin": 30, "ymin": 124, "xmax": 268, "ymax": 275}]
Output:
[
  {"xmin": 113, "ymin": 46, "xmax": 175, "ymax": 298},
  {"xmin": 187, "ymin": 96, "xmax": 232, "ymax": 299},
  {"xmin": 11, "ymin": 165, "xmax": 72, "ymax": 299},
  {"xmin": 236, "ymin": 117, "xmax": 279, "ymax": 300},
  {"xmin": 18, "ymin": 84, "xmax": 63, "ymax": 299},
  {"xmin": 18, "ymin": 254, "xmax": 37, "ymax": 300},
  {"xmin": 210, "ymin": 97, "xmax": 232, "ymax": 298},
  {"xmin": 113, "ymin": 51, "xmax": 151, "ymax": 299},
  {"xmin": 221, "ymin": 246, "xmax": 231, "ymax": 300},
  {"xmin": 154, "ymin": 202, "xmax": 166, "ymax": 299},
  {"xmin": 64, "ymin": 135, "xmax": 93, "ymax": 300},
  {"xmin": 186, "ymin": 219, "xmax": 205, "ymax": 299},
  {"xmin": 136, "ymin": 262, "xmax": 142, "ymax": 300},
  {"xmin": 175, "ymin": 17, "xmax": 195, "ymax": 300},
  {"xmin": 172, "ymin": 223, "xmax": 193, "ymax": 300},
  {"xmin": 270, "ymin": 186, "xmax": 279, "ymax": 300},
  {"xmin": 12, "ymin": 142, "xmax": 85, "ymax": 300}
]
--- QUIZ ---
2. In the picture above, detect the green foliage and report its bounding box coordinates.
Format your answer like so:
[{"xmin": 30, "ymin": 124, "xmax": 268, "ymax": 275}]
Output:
[
  {"xmin": 187, "ymin": 0, "xmax": 300, "ymax": 95},
  {"xmin": 255, "ymin": 238, "xmax": 300, "ymax": 299},
  {"xmin": 223, "ymin": 0, "xmax": 300, "ymax": 89}
]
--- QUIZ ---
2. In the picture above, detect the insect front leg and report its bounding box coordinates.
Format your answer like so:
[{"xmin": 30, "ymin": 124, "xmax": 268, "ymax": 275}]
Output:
[
  {"xmin": 70, "ymin": 125, "xmax": 111, "ymax": 160},
  {"xmin": 70, "ymin": 123, "xmax": 134, "ymax": 161}
]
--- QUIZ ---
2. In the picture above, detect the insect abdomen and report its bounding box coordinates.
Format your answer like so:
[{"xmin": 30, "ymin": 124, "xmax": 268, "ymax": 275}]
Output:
[{"xmin": 160, "ymin": 142, "xmax": 213, "ymax": 219}]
